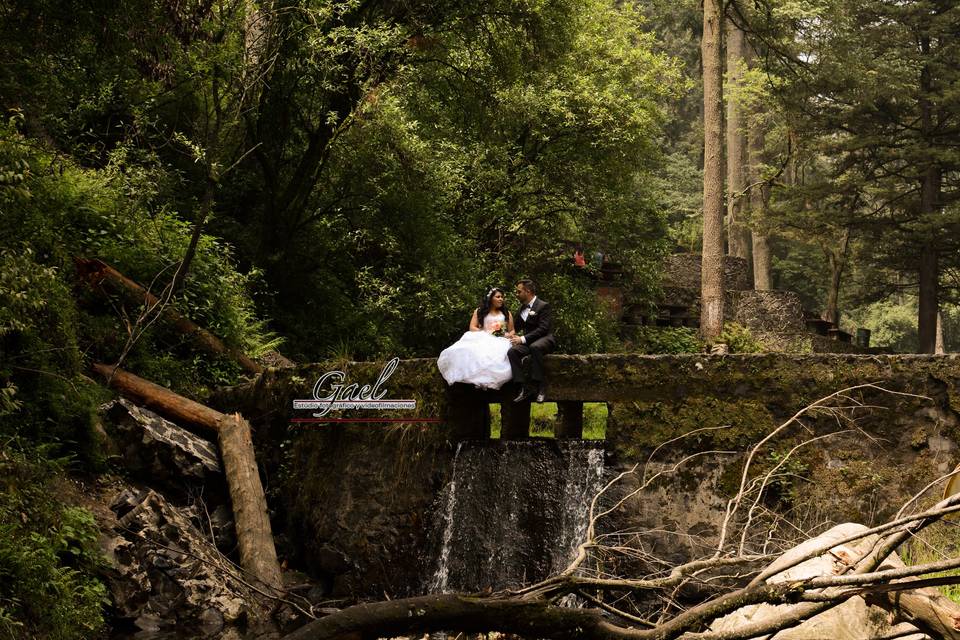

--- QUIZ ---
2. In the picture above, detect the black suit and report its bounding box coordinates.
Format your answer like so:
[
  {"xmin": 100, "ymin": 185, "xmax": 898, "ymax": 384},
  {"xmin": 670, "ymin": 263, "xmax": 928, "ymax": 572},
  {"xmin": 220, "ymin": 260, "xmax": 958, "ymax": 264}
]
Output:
[{"xmin": 508, "ymin": 297, "xmax": 556, "ymax": 390}]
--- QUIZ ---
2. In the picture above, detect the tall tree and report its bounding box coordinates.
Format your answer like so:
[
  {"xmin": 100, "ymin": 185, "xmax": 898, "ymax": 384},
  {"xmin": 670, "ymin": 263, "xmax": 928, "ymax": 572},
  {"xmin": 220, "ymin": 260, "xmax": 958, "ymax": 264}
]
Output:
[
  {"xmin": 700, "ymin": 0, "xmax": 725, "ymax": 340},
  {"xmin": 746, "ymin": 43, "xmax": 773, "ymax": 292},
  {"xmin": 745, "ymin": 0, "xmax": 960, "ymax": 352},
  {"xmin": 725, "ymin": 2, "xmax": 751, "ymax": 263}
]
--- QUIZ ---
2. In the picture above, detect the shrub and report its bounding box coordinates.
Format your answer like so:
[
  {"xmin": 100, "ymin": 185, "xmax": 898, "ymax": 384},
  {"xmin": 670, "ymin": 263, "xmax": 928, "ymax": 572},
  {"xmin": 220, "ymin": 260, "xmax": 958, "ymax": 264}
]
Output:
[
  {"xmin": 537, "ymin": 272, "xmax": 624, "ymax": 354},
  {"xmin": 716, "ymin": 322, "xmax": 763, "ymax": 353},
  {"xmin": 0, "ymin": 119, "xmax": 280, "ymax": 415},
  {"xmin": 625, "ymin": 326, "xmax": 703, "ymax": 354},
  {"xmin": 0, "ymin": 440, "xmax": 107, "ymax": 639}
]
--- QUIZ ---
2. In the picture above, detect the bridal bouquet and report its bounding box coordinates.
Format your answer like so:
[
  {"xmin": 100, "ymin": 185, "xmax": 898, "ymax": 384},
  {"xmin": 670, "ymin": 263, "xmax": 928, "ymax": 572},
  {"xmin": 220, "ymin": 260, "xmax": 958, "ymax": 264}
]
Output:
[{"xmin": 490, "ymin": 321, "xmax": 505, "ymax": 337}]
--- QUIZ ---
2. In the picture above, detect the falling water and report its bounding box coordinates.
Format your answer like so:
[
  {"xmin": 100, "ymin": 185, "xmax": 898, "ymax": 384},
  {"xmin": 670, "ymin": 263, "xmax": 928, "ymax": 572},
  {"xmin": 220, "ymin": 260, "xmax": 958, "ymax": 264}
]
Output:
[
  {"xmin": 428, "ymin": 439, "xmax": 605, "ymax": 594},
  {"xmin": 429, "ymin": 441, "xmax": 462, "ymax": 594}
]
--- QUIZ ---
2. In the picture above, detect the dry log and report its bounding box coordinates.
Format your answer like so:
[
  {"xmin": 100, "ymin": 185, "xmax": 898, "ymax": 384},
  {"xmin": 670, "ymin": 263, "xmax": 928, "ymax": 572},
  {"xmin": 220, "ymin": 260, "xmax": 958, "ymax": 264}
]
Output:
[
  {"xmin": 217, "ymin": 412, "xmax": 283, "ymax": 592},
  {"xmin": 870, "ymin": 583, "xmax": 960, "ymax": 639},
  {"xmin": 76, "ymin": 257, "xmax": 263, "ymax": 375},
  {"xmin": 91, "ymin": 363, "xmax": 223, "ymax": 431},
  {"xmin": 93, "ymin": 363, "xmax": 282, "ymax": 592}
]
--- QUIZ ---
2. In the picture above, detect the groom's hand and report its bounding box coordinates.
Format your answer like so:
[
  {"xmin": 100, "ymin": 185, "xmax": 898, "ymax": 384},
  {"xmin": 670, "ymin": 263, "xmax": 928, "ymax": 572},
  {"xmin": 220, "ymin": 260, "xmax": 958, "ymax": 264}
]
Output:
[{"xmin": 509, "ymin": 335, "xmax": 522, "ymax": 346}]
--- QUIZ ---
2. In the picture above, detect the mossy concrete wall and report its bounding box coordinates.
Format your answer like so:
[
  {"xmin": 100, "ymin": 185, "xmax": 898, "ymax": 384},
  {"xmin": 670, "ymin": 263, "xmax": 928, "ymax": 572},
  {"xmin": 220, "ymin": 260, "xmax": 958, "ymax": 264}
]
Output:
[
  {"xmin": 211, "ymin": 360, "xmax": 453, "ymax": 598},
  {"xmin": 598, "ymin": 354, "xmax": 960, "ymax": 564},
  {"xmin": 211, "ymin": 354, "xmax": 960, "ymax": 598}
]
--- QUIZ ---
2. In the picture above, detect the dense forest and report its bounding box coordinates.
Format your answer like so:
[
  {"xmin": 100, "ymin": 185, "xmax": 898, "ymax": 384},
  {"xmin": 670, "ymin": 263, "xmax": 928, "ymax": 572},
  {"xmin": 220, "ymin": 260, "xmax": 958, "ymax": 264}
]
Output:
[{"xmin": 3, "ymin": 0, "xmax": 960, "ymax": 637}]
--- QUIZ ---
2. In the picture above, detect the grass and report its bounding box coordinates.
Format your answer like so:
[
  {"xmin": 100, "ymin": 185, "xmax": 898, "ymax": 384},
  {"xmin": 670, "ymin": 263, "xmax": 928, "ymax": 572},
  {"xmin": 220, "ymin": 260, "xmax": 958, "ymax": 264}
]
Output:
[
  {"xmin": 900, "ymin": 527, "xmax": 960, "ymax": 603},
  {"xmin": 489, "ymin": 402, "xmax": 607, "ymax": 439}
]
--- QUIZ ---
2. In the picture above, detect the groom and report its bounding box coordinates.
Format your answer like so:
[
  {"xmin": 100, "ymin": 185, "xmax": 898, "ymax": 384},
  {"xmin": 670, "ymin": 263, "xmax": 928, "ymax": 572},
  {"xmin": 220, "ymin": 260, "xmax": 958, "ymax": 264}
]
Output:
[{"xmin": 508, "ymin": 279, "xmax": 556, "ymax": 403}]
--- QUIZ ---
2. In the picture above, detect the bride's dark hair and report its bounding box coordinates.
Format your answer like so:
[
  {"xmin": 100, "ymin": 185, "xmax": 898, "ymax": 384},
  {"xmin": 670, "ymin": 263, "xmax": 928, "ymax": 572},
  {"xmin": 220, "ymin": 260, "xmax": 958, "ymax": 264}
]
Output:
[{"xmin": 478, "ymin": 286, "xmax": 510, "ymax": 327}]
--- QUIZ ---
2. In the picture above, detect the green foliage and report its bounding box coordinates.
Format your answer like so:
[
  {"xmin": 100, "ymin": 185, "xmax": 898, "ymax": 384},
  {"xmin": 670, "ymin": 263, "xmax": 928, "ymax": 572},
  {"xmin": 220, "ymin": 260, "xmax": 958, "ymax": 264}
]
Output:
[
  {"xmin": 845, "ymin": 299, "xmax": 919, "ymax": 353},
  {"xmin": 538, "ymin": 273, "xmax": 624, "ymax": 354},
  {"xmin": 489, "ymin": 402, "xmax": 607, "ymax": 439},
  {"xmin": 716, "ymin": 323, "xmax": 763, "ymax": 354},
  {"xmin": 625, "ymin": 326, "xmax": 703, "ymax": 354},
  {"xmin": 222, "ymin": 0, "xmax": 678, "ymax": 359},
  {"xmin": 0, "ymin": 121, "xmax": 279, "ymax": 406},
  {"xmin": 0, "ymin": 244, "xmax": 110, "ymax": 462},
  {"xmin": 844, "ymin": 298, "xmax": 960, "ymax": 354},
  {"xmin": 0, "ymin": 441, "xmax": 107, "ymax": 639}
]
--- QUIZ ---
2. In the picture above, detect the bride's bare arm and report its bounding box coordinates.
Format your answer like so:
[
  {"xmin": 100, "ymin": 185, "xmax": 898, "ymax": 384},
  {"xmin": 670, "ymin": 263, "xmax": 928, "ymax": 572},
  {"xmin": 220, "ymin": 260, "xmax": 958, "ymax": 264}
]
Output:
[
  {"xmin": 469, "ymin": 309, "xmax": 481, "ymax": 331},
  {"xmin": 506, "ymin": 311, "xmax": 515, "ymax": 336}
]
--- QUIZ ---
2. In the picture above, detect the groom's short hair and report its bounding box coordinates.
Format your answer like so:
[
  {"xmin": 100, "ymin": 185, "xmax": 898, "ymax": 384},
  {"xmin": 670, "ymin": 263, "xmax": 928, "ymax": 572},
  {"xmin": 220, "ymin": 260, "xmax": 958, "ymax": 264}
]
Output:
[{"xmin": 516, "ymin": 278, "xmax": 537, "ymax": 294}]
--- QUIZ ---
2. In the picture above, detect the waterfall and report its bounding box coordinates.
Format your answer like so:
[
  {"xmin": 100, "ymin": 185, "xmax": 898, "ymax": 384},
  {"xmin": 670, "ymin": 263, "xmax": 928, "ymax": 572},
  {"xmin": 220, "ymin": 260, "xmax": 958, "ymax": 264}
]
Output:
[
  {"xmin": 428, "ymin": 439, "xmax": 605, "ymax": 594},
  {"xmin": 429, "ymin": 441, "xmax": 462, "ymax": 594}
]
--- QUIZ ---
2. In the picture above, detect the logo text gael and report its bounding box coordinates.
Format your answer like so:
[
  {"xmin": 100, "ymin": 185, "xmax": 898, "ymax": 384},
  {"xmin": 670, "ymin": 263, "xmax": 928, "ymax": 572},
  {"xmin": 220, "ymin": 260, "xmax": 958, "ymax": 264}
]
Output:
[{"xmin": 292, "ymin": 358, "xmax": 416, "ymax": 417}]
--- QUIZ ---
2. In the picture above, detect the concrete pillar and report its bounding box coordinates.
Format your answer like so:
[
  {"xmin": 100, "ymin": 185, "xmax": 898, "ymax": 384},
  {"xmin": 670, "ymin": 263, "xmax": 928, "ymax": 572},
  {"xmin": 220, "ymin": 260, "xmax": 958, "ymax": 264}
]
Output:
[
  {"xmin": 556, "ymin": 401, "xmax": 584, "ymax": 439},
  {"xmin": 500, "ymin": 396, "xmax": 530, "ymax": 439},
  {"xmin": 446, "ymin": 383, "xmax": 489, "ymax": 440}
]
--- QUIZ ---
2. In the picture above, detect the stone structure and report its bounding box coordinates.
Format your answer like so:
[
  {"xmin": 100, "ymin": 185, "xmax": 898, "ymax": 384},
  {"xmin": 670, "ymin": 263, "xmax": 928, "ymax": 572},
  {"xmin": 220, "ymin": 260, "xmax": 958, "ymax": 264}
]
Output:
[
  {"xmin": 661, "ymin": 253, "xmax": 753, "ymax": 292},
  {"xmin": 210, "ymin": 355, "xmax": 960, "ymax": 601},
  {"xmin": 635, "ymin": 253, "xmax": 875, "ymax": 353},
  {"xmin": 104, "ymin": 398, "xmax": 222, "ymax": 481},
  {"xmin": 104, "ymin": 488, "xmax": 260, "ymax": 637}
]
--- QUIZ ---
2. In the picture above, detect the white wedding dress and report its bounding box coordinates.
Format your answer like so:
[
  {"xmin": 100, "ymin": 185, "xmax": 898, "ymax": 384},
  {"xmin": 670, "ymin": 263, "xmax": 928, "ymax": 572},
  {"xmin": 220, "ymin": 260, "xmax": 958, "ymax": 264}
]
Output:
[{"xmin": 437, "ymin": 312, "xmax": 513, "ymax": 390}]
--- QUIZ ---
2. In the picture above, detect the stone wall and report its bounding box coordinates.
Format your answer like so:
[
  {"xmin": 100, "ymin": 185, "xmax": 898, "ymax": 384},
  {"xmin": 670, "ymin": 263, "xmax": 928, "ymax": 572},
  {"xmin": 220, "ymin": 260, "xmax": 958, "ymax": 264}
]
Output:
[
  {"xmin": 210, "ymin": 359, "xmax": 454, "ymax": 599},
  {"xmin": 599, "ymin": 354, "xmax": 960, "ymax": 562},
  {"xmin": 662, "ymin": 253, "xmax": 752, "ymax": 292},
  {"xmin": 211, "ymin": 354, "xmax": 960, "ymax": 599}
]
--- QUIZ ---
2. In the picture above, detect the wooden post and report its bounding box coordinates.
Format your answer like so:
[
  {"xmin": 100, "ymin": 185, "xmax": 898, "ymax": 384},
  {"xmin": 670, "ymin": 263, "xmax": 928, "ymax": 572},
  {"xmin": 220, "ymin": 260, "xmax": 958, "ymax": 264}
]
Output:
[
  {"xmin": 555, "ymin": 401, "xmax": 583, "ymax": 439},
  {"xmin": 92, "ymin": 363, "xmax": 283, "ymax": 592}
]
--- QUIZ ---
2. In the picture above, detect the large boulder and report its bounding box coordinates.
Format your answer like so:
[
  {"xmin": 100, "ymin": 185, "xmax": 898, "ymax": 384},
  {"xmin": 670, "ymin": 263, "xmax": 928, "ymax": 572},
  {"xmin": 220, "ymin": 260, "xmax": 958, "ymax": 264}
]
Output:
[
  {"xmin": 103, "ymin": 488, "xmax": 259, "ymax": 637},
  {"xmin": 103, "ymin": 398, "xmax": 222, "ymax": 494},
  {"xmin": 709, "ymin": 523, "xmax": 926, "ymax": 639}
]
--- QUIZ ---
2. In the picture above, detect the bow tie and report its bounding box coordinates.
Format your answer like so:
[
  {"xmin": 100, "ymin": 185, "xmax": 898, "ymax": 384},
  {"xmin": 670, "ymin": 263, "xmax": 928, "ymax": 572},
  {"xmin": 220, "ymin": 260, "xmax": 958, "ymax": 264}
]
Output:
[{"xmin": 520, "ymin": 303, "xmax": 530, "ymax": 310}]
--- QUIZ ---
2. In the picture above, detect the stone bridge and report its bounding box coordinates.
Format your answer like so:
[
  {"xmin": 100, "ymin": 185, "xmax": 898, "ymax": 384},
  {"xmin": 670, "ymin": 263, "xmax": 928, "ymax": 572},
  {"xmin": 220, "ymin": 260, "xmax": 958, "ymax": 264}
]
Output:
[{"xmin": 211, "ymin": 354, "xmax": 960, "ymax": 598}]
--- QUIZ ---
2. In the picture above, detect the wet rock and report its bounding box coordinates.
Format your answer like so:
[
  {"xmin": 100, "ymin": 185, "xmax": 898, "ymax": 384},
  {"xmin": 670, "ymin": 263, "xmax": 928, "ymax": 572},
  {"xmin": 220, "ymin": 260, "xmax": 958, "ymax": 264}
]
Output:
[
  {"xmin": 103, "ymin": 488, "xmax": 260, "ymax": 637},
  {"xmin": 102, "ymin": 398, "xmax": 222, "ymax": 492},
  {"xmin": 710, "ymin": 523, "xmax": 926, "ymax": 639},
  {"xmin": 259, "ymin": 350, "xmax": 296, "ymax": 369}
]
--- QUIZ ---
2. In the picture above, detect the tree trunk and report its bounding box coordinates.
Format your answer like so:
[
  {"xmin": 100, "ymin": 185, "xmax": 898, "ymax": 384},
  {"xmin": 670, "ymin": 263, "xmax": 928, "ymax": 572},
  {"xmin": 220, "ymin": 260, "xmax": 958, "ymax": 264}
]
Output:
[
  {"xmin": 917, "ymin": 33, "xmax": 940, "ymax": 354},
  {"xmin": 746, "ymin": 41, "xmax": 773, "ymax": 291},
  {"xmin": 747, "ymin": 93, "xmax": 772, "ymax": 291},
  {"xmin": 170, "ymin": 173, "xmax": 215, "ymax": 297},
  {"xmin": 725, "ymin": 9, "xmax": 750, "ymax": 262},
  {"xmin": 700, "ymin": 0, "xmax": 725, "ymax": 341},
  {"xmin": 751, "ymin": 232, "xmax": 772, "ymax": 291},
  {"xmin": 917, "ymin": 163, "xmax": 941, "ymax": 353},
  {"xmin": 822, "ymin": 228, "xmax": 850, "ymax": 327},
  {"xmin": 919, "ymin": 238, "xmax": 939, "ymax": 354},
  {"xmin": 936, "ymin": 311, "xmax": 946, "ymax": 354},
  {"xmin": 282, "ymin": 594, "xmax": 613, "ymax": 640},
  {"xmin": 217, "ymin": 412, "xmax": 283, "ymax": 592},
  {"xmin": 75, "ymin": 257, "xmax": 264, "ymax": 374},
  {"xmin": 92, "ymin": 363, "xmax": 282, "ymax": 592}
]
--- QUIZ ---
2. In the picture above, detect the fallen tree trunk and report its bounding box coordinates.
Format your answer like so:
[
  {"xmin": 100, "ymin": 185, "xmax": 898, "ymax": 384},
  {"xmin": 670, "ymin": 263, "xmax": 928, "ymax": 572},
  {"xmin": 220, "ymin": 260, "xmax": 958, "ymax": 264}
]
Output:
[
  {"xmin": 92, "ymin": 362, "xmax": 223, "ymax": 430},
  {"xmin": 281, "ymin": 593, "xmax": 621, "ymax": 640},
  {"xmin": 282, "ymin": 521, "xmax": 960, "ymax": 640},
  {"xmin": 217, "ymin": 411, "xmax": 284, "ymax": 593},
  {"xmin": 93, "ymin": 363, "xmax": 282, "ymax": 592},
  {"xmin": 76, "ymin": 257, "xmax": 263, "ymax": 375}
]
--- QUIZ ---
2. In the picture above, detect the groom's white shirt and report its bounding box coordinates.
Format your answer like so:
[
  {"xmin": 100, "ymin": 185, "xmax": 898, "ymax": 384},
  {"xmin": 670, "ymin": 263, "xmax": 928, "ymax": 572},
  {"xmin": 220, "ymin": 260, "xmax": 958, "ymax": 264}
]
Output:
[{"xmin": 519, "ymin": 296, "xmax": 537, "ymax": 344}]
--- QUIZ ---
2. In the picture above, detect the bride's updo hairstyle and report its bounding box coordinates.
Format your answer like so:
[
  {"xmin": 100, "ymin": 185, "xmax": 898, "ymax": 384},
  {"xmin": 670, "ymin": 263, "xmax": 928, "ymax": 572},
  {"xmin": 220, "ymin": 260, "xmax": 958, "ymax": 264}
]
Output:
[{"xmin": 478, "ymin": 286, "xmax": 510, "ymax": 326}]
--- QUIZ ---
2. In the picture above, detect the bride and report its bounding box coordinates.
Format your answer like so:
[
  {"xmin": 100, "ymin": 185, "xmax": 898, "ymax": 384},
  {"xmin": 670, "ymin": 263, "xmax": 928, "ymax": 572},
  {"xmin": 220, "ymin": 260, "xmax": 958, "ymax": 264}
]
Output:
[{"xmin": 437, "ymin": 287, "xmax": 515, "ymax": 390}]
